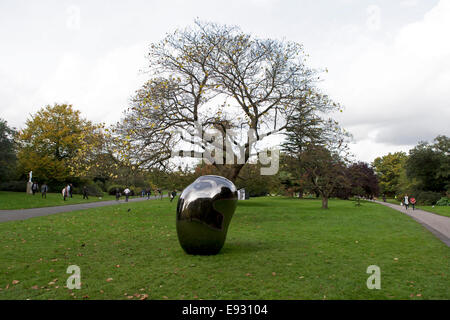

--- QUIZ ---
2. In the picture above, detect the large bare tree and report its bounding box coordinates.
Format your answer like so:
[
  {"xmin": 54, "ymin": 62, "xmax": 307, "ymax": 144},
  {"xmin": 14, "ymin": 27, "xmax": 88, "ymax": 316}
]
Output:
[{"xmin": 115, "ymin": 20, "xmax": 339, "ymax": 181}]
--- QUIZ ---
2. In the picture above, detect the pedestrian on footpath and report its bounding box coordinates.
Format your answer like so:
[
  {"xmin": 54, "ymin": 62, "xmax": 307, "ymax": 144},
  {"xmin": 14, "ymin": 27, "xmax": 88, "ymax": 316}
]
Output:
[
  {"xmin": 124, "ymin": 187, "xmax": 131, "ymax": 202},
  {"xmin": 82, "ymin": 186, "xmax": 89, "ymax": 200},
  {"xmin": 410, "ymin": 197, "xmax": 416, "ymax": 210},
  {"xmin": 404, "ymin": 194, "xmax": 409, "ymax": 210}
]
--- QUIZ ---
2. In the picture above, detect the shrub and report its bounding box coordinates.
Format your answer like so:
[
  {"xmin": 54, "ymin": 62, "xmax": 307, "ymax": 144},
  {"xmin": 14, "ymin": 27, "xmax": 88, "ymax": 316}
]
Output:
[
  {"xmin": 47, "ymin": 182, "xmax": 69, "ymax": 194},
  {"xmin": 73, "ymin": 183, "xmax": 104, "ymax": 197},
  {"xmin": 436, "ymin": 197, "xmax": 449, "ymax": 206},
  {"xmin": 0, "ymin": 181, "xmax": 26, "ymax": 192},
  {"xmin": 107, "ymin": 184, "xmax": 125, "ymax": 195},
  {"xmin": 94, "ymin": 180, "xmax": 106, "ymax": 192},
  {"xmin": 107, "ymin": 184, "xmax": 138, "ymax": 196},
  {"xmin": 416, "ymin": 191, "xmax": 442, "ymax": 205}
]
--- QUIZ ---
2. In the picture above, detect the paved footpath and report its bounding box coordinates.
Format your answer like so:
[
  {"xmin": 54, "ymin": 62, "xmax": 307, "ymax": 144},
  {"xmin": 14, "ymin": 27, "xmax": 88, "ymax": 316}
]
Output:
[
  {"xmin": 374, "ymin": 200, "xmax": 450, "ymax": 247},
  {"xmin": 0, "ymin": 195, "xmax": 168, "ymax": 223}
]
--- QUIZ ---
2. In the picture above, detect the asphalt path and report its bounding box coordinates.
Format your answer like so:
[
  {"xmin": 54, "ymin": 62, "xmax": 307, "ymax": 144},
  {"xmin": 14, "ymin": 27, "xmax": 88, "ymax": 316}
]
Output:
[{"xmin": 0, "ymin": 195, "xmax": 168, "ymax": 223}]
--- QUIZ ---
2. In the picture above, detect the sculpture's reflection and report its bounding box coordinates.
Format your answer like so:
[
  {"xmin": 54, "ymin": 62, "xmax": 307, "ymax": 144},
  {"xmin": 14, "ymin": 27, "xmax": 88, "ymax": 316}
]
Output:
[{"xmin": 176, "ymin": 175, "xmax": 238, "ymax": 255}]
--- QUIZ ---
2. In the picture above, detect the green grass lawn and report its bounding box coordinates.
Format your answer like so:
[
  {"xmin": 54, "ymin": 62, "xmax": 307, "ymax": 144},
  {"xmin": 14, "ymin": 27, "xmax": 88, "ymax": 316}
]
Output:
[
  {"xmin": 0, "ymin": 197, "xmax": 448, "ymax": 300},
  {"xmin": 419, "ymin": 206, "xmax": 450, "ymax": 218},
  {"xmin": 0, "ymin": 191, "xmax": 119, "ymax": 210}
]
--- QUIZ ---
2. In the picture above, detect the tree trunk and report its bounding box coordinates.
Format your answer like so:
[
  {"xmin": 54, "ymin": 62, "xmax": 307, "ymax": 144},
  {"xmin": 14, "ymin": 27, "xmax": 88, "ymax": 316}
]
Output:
[
  {"xmin": 222, "ymin": 164, "xmax": 245, "ymax": 183},
  {"xmin": 322, "ymin": 196, "xmax": 329, "ymax": 209}
]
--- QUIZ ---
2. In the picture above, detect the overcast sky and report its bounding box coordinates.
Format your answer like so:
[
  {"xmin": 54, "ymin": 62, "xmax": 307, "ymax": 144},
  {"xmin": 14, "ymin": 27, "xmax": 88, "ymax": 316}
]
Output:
[{"xmin": 1, "ymin": 0, "xmax": 449, "ymax": 163}]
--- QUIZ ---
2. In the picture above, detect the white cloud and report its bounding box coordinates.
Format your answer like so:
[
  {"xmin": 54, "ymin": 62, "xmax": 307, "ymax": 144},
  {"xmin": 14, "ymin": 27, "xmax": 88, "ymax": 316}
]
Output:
[
  {"xmin": 366, "ymin": 5, "xmax": 382, "ymax": 31},
  {"xmin": 400, "ymin": 0, "xmax": 420, "ymax": 8},
  {"xmin": 321, "ymin": 0, "xmax": 450, "ymax": 161},
  {"xmin": 27, "ymin": 43, "xmax": 148, "ymax": 126},
  {"xmin": 0, "ymin": 0, "xmax": 447, "ymax": 164}
]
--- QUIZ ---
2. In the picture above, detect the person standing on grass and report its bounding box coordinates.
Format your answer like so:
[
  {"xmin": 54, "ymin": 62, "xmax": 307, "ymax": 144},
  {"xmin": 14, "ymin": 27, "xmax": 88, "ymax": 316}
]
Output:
[
  {"xmin": 404, "ymin": 194, "xmax": 409, "ymax": 210},
  {"xmin": 69, "ymin": 183, "xmax": 74, "ymax": 198},
  {"xmin": 124, "ymin": 187, "xmax": 131, "ymax": 202},
  {"xmin": 31, "ymin": 182, "xmax": 38, "ymax": 195},
  {"xmin": 410, "ymin": 197, "xmax": 416, "ymax": 210},
  {"xmin": 41, "ymin": 183, "xmax": 48, "ymax": 199},
  {"xmin": 170, "ymin": 189, "xmax": 177, "ymax": 202},
  {"xmin": 62, "ymin": 185, "xmax": 69, "ymax": 201},
  {"xmin": 82, "ymin": 186, "xmax": 89, "ymax": 200}
]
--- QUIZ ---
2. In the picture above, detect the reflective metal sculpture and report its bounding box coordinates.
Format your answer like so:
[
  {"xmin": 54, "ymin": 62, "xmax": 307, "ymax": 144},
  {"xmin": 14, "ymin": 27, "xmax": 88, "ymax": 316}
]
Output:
[{"xmin": 176, "ymin": 175, "xmax": 238, "ymax": 255}]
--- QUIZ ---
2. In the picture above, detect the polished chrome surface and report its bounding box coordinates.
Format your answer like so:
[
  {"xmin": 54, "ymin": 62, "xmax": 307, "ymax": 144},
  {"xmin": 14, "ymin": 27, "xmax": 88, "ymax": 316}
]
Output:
[{"xmin": 176, "ymin": 175, "xmax": 238, "ymax": 255}]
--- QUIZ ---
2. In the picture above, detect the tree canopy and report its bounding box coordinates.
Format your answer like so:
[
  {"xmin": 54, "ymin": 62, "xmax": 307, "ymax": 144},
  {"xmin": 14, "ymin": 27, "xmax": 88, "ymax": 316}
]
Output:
[
  {"xmin": 372, "ymin": 152, "xmax": 408, "ymax": 197},
  {"xmin": 0, "ymin": 119, "xmax": 17, "ymax": 181},
  {"xmin": 405, "ymin": 135, "xmax": 449, "ymax": 192},
  {"xmin": 114, "ymin": 20, "xmax": 339, "ymax": 181},
  {"xmin": 17, "ymin": 104, "xmax": 104, "ymax": 183}
]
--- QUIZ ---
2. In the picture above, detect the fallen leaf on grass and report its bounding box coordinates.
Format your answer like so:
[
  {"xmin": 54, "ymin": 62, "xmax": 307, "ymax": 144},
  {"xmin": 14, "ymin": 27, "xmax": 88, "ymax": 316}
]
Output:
[
  {"xmin": 12, "ymin": 280, "xmax": 20, "ymax": 285},
  {"xmin": 272, "ymin": 272, "xmax": 277, "ymax": 276},
  {"xmin": 106, "ymin": 278, "xmax": 113, "ymax": 282},
  {"xmin": 140, "ymin": 294, "xmax": 149, "ymax": 300}
]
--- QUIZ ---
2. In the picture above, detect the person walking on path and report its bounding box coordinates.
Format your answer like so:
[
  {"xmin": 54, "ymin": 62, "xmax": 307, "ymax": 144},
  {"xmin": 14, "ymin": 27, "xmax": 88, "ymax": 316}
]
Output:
[
  {"xmin": 82, "ymin": 186, "xmax": 89, "ymax": 200},
  {"xmin": 404, "ymin": 194, "xmax": 409, "ymax": 210},
  {"xmin": 146, "ymin": 188, "xmax": 151, "ymax": 200},
  {"xmin": 41, "ymin": 183, "xmax": 48, "ymax": 199},
  {"xmin": 410, "ymin": 197, "xmax": 416, "ymax": 210},
  {"xmin": 69, "ymin": 183, "xmax": 74, "ymax": 198},
  {"xmin": 124, "ymin": 187, "xmax": 131, "ymax": 202},
  {"xmin": 115, "ymin": 188, "xmax": 120, "ymax": 201},
  {"xmin": 158, "ymin": 189, "xmax": 163, "ymax": 200}
]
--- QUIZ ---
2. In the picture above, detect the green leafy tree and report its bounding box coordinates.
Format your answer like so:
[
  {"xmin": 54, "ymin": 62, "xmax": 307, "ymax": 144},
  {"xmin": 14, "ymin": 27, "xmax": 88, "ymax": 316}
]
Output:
[
  {"xmin": 0, "ymin": 119, "xmax": 17, "ymax": 181},
  {"xmin": 405, "ymin": 136, "xmax": 449, "ymax": 192},
  {"xmin": 372, "ymin": 152, "xmax": 408, "ymax": 197},
  {"xmin": 299, "ymin": 144, "xmax": 348, "ymax": 209}
]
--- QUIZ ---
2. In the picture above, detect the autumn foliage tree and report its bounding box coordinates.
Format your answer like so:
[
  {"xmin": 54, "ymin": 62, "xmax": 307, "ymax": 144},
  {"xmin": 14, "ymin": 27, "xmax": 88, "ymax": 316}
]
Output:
[
  {"xmin": 114, "ymin": 20, "xmax": 340, "ymax": 182},
  {"xmin": 372, "ymin": 152, "xmax": 408, "ymax": 197},
  {"xmin": 17, "ymin": 104, "xmax": 104, "ymax": 183}
]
